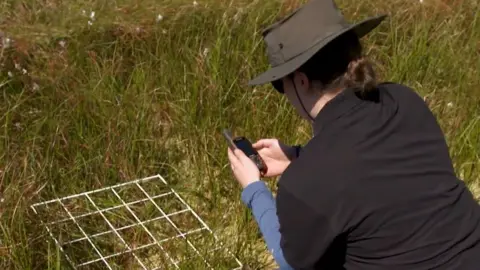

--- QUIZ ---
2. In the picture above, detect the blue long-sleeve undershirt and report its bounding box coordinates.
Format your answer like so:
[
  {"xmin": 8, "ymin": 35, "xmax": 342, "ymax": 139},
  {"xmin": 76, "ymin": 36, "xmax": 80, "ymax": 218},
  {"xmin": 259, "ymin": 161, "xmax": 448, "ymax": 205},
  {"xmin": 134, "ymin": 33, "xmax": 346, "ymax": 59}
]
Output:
[{"xmin": 241, "ymin": 181, "xmax": 294, "ymax": 270}]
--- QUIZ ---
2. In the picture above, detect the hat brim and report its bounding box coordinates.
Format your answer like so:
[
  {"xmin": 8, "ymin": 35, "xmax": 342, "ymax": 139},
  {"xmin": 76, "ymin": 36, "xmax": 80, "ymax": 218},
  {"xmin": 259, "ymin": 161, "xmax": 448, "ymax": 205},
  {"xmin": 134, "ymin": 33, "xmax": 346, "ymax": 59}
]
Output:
[{"xmin": 248, "ymin": 14, "xmax": 387, "ymax": 88}]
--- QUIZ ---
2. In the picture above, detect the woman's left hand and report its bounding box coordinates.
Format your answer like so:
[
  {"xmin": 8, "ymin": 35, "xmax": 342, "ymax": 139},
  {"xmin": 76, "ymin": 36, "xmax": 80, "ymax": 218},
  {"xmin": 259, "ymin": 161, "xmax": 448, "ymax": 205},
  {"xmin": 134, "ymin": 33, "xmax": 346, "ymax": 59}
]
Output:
[{"xmin": 227, "ymin": 148, "xmax": 260, "ymax": 188}]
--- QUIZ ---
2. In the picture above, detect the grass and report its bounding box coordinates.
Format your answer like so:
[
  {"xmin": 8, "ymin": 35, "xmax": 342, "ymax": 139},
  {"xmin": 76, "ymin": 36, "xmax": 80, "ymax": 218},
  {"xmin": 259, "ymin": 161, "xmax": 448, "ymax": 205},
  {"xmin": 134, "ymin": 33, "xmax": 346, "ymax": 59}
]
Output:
[{"xmin": 0, "ymin": 0, "xmax": 479, "ymax": 269}]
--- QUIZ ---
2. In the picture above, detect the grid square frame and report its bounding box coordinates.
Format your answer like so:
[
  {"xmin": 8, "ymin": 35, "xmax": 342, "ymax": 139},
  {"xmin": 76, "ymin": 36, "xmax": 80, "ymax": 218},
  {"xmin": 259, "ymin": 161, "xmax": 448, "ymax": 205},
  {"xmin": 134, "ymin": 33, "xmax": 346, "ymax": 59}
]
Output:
[{"xmin": 31, "ymin": 174, "xmax": 243, "ymax": 270}]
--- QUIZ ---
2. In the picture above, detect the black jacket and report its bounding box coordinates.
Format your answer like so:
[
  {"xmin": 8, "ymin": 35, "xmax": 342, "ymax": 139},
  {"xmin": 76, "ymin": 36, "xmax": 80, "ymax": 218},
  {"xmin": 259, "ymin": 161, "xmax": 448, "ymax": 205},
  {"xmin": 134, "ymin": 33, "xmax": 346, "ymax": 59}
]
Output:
[{"xmin": 277, "ymin": 83, "xmax": 480, "ymax": 269}]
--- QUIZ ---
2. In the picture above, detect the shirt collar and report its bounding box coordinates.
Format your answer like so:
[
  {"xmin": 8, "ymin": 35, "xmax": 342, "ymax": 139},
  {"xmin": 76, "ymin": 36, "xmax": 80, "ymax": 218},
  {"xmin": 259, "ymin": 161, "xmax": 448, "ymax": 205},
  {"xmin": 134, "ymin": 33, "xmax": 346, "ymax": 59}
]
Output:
[{"xmin": 312, "ymin": 88, "xmax": 364, "ymax": 136}]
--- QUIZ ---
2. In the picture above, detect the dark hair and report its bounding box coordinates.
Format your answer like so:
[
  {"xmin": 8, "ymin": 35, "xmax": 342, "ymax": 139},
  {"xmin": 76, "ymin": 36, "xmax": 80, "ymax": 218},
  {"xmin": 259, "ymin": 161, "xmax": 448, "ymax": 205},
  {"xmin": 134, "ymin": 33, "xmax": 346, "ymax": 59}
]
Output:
[{"xmin": 297, "ymin": 30, "xmax": 377, "ymax": 92}]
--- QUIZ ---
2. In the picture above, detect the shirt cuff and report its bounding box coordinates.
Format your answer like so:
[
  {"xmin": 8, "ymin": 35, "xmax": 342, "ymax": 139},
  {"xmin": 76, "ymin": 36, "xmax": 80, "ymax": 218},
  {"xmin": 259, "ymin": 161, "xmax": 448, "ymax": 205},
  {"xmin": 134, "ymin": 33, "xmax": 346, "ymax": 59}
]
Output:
[{"xmin": 241, "ymin": 181, "xmax": 268, "ymax": 208}]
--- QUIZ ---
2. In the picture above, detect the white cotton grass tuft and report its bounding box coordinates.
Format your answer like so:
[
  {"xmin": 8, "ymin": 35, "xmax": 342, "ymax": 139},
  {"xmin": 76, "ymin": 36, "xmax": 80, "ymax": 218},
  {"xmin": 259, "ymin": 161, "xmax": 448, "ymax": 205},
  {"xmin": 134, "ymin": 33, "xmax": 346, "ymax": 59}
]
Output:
[
  {"xmin": 202, "ymin": 48, "xmax": 209, "ymax": 57},
  {"xmin": 2, "ymin": 37, "xmax": 12, "ymax": 49},
  {"xmin": 81, "ymin": 9, "xmax": 96, "ymax": 26},
  {"xmin": 156, "ymin": 14, "xmax": 163, "ymax": 22}
]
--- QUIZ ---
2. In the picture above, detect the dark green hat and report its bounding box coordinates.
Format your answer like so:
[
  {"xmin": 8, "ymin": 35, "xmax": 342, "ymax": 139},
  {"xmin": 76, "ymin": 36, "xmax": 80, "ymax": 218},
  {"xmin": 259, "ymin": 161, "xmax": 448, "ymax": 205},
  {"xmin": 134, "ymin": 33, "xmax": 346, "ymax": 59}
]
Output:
[{"xmin": 248, "ymin": 0, "xmax": 387, "ymax": 93}]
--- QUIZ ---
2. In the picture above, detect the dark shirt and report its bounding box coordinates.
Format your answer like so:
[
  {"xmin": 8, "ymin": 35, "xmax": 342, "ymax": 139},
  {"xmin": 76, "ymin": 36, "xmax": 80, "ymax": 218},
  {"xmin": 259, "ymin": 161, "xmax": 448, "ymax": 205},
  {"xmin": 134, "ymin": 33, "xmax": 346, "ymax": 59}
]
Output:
[{"xmin": 276, "ymin": 83, "xmax": 480, "ymax": 269}]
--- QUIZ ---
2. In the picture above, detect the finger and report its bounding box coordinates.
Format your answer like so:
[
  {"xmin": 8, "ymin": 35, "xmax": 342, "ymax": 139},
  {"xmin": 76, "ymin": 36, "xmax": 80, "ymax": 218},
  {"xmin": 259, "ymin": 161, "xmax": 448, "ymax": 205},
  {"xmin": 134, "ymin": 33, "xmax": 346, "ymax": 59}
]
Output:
[
  {"xmin": 252, "ymin": 139, "xmax": 271, "ymax": 149},
  {"xmin": 234, "ymin": 148, "xmax": 252, "ymax": 164},
  {"xmin": 228, "ymin": 148, "xmax": 241, "ymax": 168},
  {"xmin": 252, "ymin": 139, "xmax": 275, "ymax": 149}
]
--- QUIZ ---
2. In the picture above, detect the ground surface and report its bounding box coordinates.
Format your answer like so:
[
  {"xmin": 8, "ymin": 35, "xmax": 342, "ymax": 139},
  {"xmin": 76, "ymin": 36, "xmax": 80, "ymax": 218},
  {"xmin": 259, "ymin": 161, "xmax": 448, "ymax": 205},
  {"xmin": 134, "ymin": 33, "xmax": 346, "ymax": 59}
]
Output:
[{"xmin": 1, "ymin": 0, "xmax": 479, "ymax": 269}]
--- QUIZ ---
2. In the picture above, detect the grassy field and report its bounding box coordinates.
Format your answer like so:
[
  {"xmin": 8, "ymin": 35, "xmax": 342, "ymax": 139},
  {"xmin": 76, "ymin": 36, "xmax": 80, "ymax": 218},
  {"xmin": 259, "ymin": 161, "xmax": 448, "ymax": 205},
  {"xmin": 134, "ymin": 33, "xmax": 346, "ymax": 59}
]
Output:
[{"xmin": 1, "ymin": 0, "xmax": 479, "ymax": 269}]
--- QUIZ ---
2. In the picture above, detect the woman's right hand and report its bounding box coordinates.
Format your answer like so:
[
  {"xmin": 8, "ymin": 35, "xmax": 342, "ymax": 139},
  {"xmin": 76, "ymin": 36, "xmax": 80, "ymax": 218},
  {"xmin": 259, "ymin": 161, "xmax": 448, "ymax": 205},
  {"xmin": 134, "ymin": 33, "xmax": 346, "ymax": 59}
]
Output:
[{"xmin": 252, "ymin": 138, "xmax": 297, "ymax": 178}]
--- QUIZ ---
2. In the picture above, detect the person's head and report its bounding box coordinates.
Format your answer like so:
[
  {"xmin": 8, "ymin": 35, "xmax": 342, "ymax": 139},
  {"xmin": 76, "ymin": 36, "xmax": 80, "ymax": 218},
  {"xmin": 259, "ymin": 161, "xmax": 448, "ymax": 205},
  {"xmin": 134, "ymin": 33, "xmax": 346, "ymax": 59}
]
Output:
[
  {"xmin": 247, "ymin": 0, "xmax": 387, "ymax": 123},
  {"xmin": 275, "ymin": 30, "xmax": 378, "ymax": 121}
]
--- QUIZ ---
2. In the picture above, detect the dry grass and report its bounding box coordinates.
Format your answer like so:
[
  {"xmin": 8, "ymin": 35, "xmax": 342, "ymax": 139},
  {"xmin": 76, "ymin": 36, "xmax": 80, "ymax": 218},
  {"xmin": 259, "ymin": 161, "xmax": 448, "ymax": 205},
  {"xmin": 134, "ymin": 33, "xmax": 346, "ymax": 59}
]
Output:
[{"xmin": 1, "ymin": 0, "xmax": 479, "ymax": 269}]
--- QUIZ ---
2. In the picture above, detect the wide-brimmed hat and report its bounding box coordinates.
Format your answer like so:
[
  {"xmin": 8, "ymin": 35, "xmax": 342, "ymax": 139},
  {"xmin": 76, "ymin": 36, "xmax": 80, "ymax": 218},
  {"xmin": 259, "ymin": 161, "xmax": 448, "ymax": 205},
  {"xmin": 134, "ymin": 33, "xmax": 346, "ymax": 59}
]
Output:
[{"xmin": 248, "ymin": 0, "xmax": 387, "ymax": 93}]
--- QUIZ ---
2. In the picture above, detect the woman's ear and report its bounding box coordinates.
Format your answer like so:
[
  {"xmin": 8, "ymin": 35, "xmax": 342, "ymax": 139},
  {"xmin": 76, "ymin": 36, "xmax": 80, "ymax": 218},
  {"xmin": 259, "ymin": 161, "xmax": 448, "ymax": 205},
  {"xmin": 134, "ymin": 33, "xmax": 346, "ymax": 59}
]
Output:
[{"xmin": 293, "ymin": 71, "xmax": 310, "ymax": 92}]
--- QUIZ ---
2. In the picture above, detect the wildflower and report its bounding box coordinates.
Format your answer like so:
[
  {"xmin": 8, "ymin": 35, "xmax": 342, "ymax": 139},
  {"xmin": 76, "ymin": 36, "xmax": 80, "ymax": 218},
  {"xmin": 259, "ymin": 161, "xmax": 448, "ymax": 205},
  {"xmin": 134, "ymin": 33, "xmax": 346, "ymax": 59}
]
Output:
[
  {"xmin": 14, "ymin": 122, "xmax": 21, "ymax": 130},
  {"xmin": 82, "ymin": 10, "xmax": 86, "ymax": 15},
  {"xmin": 90, "ymin": 11, "xmax": 96, "ymax": 20},
  {"xmin": 156, "ymin": 14, "xmax": 164, "ymax": 22},
  {"xmin": 32, "ymin": 83, "xmax": 40, "ymax": 91},
  {"xmin": 22, "ymin": 69, "xmax": 27, "ymax": 75},
  {"xmin": 88, "ymin": 20, "xmax": 93, "ymax": 26},
  {"xmin": 7, "ymin": 71, "xmax": 13, "ymax": 78},
  {"xmin": 447, "ymin": 102, "xmax": 453, "ymax": 107},
  {"xmin": 0, "ymin": 197, "xmax": 3, "ymax": 203},
  {"xmin": 14, "ymin": 63, "xmax": 21, "ymax": 70},
  {"xmin": 59, "ymin": 40, "xmax": 66, "ymax": 48},
  {"xmin": 193, "ymin": 1, "xmax": 198, "ymax": 7}
]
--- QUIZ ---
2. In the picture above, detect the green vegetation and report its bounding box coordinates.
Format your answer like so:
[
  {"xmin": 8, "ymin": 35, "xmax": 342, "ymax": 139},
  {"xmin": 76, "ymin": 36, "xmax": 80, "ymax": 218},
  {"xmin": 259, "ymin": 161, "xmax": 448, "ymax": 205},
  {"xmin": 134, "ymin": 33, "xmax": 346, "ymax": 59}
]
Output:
[{"xmin": 1, "ymin": 0, "xmax": 479, "ymax": 269}]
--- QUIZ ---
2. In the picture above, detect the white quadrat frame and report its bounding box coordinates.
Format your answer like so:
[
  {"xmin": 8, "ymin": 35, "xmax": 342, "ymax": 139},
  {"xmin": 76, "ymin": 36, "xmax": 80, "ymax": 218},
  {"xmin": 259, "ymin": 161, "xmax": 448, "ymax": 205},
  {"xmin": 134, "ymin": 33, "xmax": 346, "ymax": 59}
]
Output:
[{"xmin": 30, "ymin": 174, "xmax": 243, "ymax": 270}]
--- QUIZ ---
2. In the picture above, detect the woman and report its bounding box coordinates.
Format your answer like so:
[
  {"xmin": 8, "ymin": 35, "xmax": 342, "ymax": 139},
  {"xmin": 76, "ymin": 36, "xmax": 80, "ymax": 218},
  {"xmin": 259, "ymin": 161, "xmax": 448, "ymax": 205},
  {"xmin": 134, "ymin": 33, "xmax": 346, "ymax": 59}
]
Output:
[{"xmin": 227, "ymin": 0, "xmax": 480, "ymax": 269}]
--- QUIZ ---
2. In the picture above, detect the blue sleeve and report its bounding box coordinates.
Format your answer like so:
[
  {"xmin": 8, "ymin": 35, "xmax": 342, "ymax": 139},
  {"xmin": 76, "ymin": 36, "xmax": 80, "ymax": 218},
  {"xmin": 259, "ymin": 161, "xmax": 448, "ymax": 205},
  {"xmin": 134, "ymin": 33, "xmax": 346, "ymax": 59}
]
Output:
[{"xmin": 241, "ymin": 181, "xmax": 294, "ymax": 270}]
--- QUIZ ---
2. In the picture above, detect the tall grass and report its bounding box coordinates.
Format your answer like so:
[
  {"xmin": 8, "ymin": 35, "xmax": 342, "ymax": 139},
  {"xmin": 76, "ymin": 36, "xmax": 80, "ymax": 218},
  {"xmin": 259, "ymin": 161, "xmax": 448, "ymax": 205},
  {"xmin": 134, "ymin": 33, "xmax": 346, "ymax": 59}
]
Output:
[{"xmin": 1, "ymin": 0, "xmax": 479, "ymax": 269}]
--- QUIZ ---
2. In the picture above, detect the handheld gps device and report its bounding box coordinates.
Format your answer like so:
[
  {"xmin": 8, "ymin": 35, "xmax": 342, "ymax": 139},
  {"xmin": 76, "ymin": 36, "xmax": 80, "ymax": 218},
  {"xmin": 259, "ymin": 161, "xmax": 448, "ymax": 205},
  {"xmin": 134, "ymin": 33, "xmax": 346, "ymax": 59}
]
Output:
[{"xmin": 223, "ymin": 129, "xmax": 268, "ymax": 177}]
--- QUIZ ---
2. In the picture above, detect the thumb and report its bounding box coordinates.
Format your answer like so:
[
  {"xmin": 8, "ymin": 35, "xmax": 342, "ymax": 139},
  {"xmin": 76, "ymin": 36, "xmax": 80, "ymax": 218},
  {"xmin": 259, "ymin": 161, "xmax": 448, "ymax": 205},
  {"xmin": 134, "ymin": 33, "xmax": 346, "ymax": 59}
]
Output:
[{"xmin": 253, "ymin": 138, "xmax": 275, "ymax": 150}]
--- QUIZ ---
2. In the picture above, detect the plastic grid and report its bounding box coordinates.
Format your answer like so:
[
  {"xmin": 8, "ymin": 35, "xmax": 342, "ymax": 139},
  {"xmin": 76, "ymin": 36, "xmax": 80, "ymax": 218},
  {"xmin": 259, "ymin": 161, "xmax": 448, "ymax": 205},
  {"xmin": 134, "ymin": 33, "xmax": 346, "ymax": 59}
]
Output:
[{"xmin": 30, "ymin": 175, "xmax": 243, "ymax": 269}]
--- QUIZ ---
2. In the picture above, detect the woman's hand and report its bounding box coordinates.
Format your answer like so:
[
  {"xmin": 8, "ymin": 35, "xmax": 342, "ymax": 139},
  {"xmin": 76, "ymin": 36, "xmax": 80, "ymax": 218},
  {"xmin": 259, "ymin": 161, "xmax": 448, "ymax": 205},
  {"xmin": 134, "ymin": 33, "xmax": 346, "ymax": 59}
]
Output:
[
  {"xmin": 227, "ymin": 148, "xmax": 261, "ymax": 188},
  {"xmin": 253, "ymin": 139, "xmax": 296, "ymax": 177}
]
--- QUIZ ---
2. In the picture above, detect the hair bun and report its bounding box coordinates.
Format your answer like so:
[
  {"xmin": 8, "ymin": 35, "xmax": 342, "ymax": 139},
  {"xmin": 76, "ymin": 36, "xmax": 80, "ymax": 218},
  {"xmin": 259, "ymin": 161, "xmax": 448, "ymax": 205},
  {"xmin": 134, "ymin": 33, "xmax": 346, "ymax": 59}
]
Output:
[{"xmin": 344, "ymin": 57, "xmax": 377, "ymax": 92}]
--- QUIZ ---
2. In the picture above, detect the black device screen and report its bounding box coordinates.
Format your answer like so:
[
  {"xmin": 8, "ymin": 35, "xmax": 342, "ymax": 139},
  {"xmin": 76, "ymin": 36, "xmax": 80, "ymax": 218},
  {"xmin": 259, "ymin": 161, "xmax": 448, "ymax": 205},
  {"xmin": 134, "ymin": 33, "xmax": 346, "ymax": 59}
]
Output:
[{"xmin": 233, "ymin": 137, "xmax": 257, "ymax": 156}]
